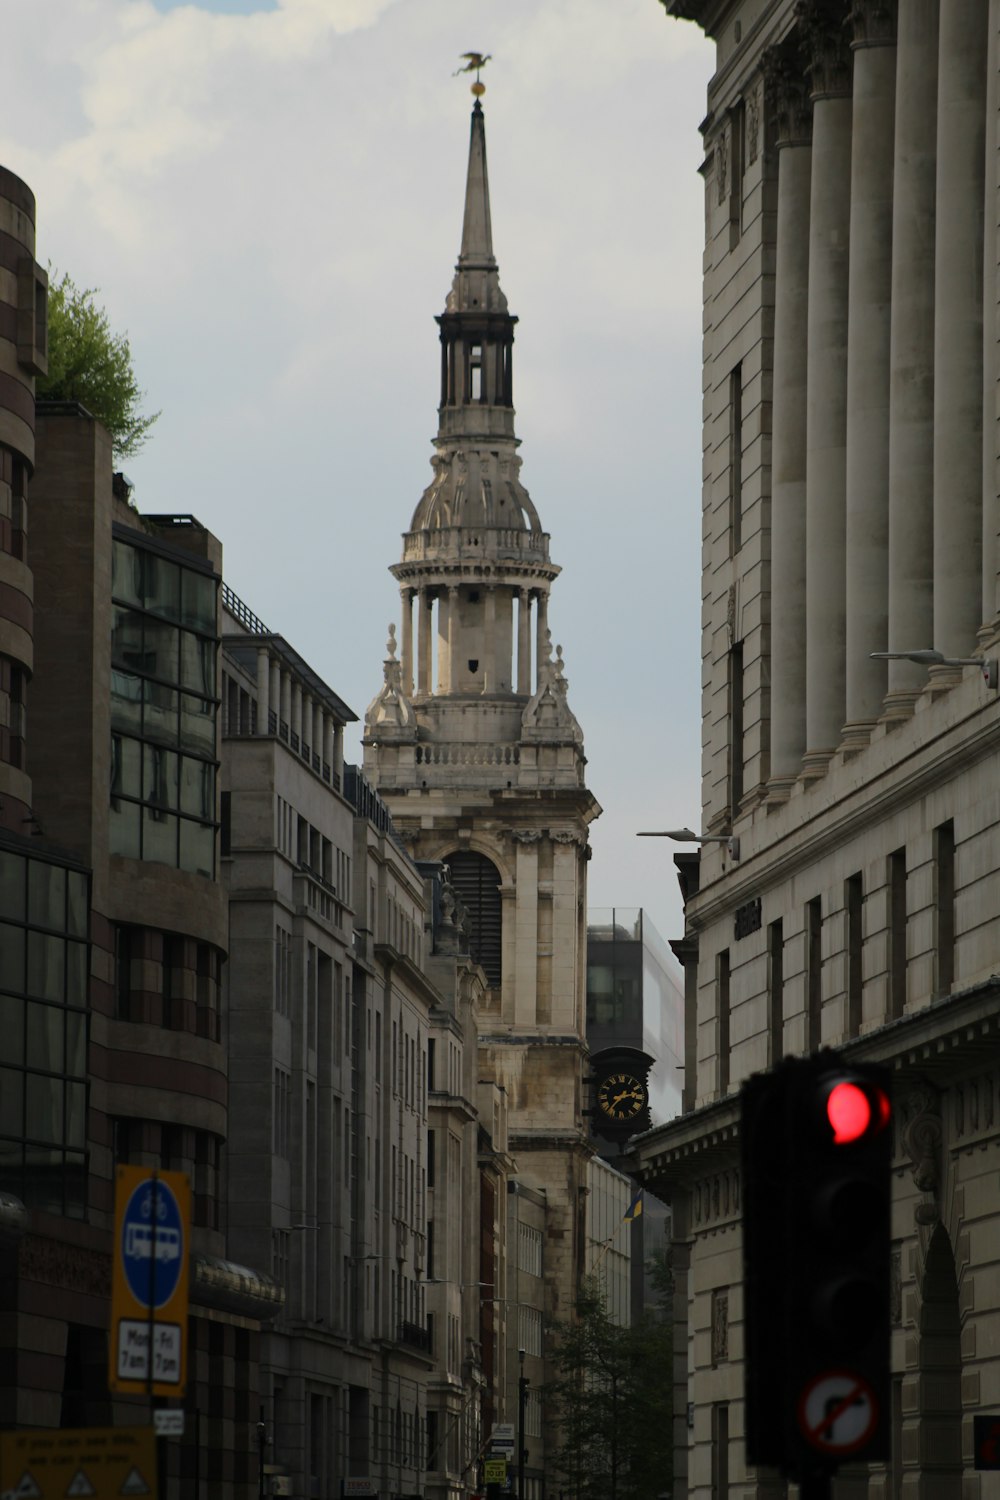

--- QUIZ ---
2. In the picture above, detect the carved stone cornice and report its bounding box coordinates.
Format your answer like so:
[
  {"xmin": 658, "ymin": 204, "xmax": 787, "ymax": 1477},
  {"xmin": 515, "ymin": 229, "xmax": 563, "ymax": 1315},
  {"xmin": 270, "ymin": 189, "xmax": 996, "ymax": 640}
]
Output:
[
  {"xmin": 848, "ymin": 0, "xmax": 897, "ymax": 48},
  {"xmin": 762, "ymin": 42, "xmax": 814, "ymax": 148},
  {"xmin": 795, "ymin": 0, "xmax": 854, "ymax": 99}
]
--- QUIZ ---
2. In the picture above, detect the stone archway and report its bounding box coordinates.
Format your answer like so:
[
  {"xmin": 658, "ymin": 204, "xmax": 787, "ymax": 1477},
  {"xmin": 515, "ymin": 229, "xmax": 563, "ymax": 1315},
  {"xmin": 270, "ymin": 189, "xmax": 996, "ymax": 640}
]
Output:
[{"xmin": 910, "ymin": 1224, "xmax": 962, "ymax": 1500}]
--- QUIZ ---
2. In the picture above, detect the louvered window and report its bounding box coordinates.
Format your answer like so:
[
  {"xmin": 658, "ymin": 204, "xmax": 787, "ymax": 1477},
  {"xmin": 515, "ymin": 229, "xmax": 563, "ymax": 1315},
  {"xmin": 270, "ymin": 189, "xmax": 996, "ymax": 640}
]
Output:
[{"xmin": 445, "ymin": 851, "xmax": 502, "ymax": 987}]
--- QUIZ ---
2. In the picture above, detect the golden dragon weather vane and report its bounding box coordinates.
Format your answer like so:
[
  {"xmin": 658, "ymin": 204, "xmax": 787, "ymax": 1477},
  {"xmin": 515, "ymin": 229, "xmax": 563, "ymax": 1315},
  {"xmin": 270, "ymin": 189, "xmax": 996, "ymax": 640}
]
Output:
[{"xmin": 454, "ymin": 52, "xmax": 491, "ymax": 97}]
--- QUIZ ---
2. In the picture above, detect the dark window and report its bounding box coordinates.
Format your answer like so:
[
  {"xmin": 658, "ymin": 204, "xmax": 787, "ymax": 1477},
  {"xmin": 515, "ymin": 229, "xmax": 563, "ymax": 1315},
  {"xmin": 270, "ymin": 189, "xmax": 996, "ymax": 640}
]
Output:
[
  {"xmin": 889, "ymin": 848, "xmax": 907, "ymax": 1020},
  {"xmin": 729, "ymin": 363, "xmax": 743, "ymax": 553},
  {"xmin": 767, "ymin": 919, "xmax": 783, "ymax": 1067},
  {"xmin": 807, "ymin": 897, "xmax": 822, "ymax": 1052},
  {"xmin": 729, "ymin": 641, "xmax": 744, "ymax": 817},
  {"xmin": 846, "ymin": 874, "xmax": 863, "ymax": 1038},
  {"xmin": 933, "ymin": 821, "xmax": 955, "ymax": 996},
  {"xmin": 443, "ymin": 851, "xmax": 502, "ymax": 987},
  {"xmin": 717, "ymin": 950, "xmax": 730, "ymax": 1097}
]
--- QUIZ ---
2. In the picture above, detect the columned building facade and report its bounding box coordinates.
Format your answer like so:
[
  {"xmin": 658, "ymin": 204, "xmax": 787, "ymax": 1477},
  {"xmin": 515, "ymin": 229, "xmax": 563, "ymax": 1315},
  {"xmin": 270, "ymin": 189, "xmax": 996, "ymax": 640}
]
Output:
[
  {"xmin": 634, "ymin": 5, "xmax": 1000, "ymax": 1500},
  {"xmin": 364, "ymin": 96, "xmax": 601, "ymax": 1494}
]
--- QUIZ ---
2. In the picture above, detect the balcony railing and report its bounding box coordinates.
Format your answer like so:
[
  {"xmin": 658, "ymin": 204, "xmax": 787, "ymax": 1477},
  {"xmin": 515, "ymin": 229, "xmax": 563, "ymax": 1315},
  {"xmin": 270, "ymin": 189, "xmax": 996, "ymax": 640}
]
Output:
[{"xmin": 398, "ymin": 1320, "xmax": 431, "ymax": 1353}]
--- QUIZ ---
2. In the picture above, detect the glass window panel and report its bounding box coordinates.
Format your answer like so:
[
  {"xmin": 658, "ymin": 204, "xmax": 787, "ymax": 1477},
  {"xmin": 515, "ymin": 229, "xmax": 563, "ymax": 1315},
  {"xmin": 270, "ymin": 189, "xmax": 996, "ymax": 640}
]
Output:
[
  {"xmin": 179, "ymin": 819, "xmax": 215, "ymax": 879},
  {"xmin": 65, "ymin": 1010, "xmax": 86, "ymax": 1078},
  {"xmin": 143, "ymin": 681, "xmax": 179, "ymax": 745},
  {"xmin": 0, "ymin": 1137, "xmax": 23, "ymax": 1191},
  {"xmin": 0, "ymin": 850, "xmax": 25, "ymax": 922},
  {"xmin": 111, "ymin": 606, "xmax": 145, "ymax": 670},
  {"xmin": 26, "ymin": 1002, "xmax": 63, "ymax": 1074},
  {"xmin": 142, "ymin": 808, "xmax": 178, "ymax": 869},
  {"xmin": 179, "ymin": 631, "xmax": 216, "ymax": 695},
  {"xmin": 143, "ymin": 555, "xmax": 180, "ymax": 620},
  {"xmin": 179, "ymin": 757, "xmax": 214, "ymax": 820},
  {"xmin": 0, "ymin": 1067, "xmax": 23, "ymax": 1135},
  {"xmin": 26, "ymin": 1074, "xmax": 62, "ymax": 1142},
  {"xmin": 144, "ymin": 744, "xmax": 179, "ymax": 809},
  {"xmin": 24, "ymin": 1143, "xmax": 64, "ymax": 1215},
  {"xmin": 112, "ymin": 539, "xmax": 143, "ymax": 607},
  {"xmin": 179, "ymin": 694, "xmax": 216, "ymax": 756},
  {"xmin": 65, "ymin": 1082, "xmax": 86, "ymax": 1148},
  {"xmin": 66, "ymin": 944, "xmax": 87, "ymax": 1006},
  {"xmin": 144, "ymin": 618, "xmax": 179, "ymax": 684},
  {"xmin": 0, "ymin": 925, "xmax": 25, "ymax": 992},
  {"xmin": 0, "ymin": 993, "xmax": 24, "ymax": 1063},
  {"xmin": 111, "ymin": 734, "xmax": 142, "ymax": 800},
  {"xmin": 181, "ymin": 570, "xmax": 217, "ymax": 632},
  {"xmin": 28, "ymin": 861, "xmax": 65, "ymax": 930},
  {"xmin": 110, "ymin": 671, "xmax": 143, "ymax": 735},
  {"xmin": 66, "ymin": 872, "xmax": 88, "ymax": 938},
  {"xmin": 109, "ymin": 799, "xmax": 141, "ymax": 860},
  {"xmin": 27, "ymin": 933, "xmax": 64, "ymax": 1002},
  {"xmin": 65, "ymin": 1152, "xmax": 86, "ymax": 1219}
]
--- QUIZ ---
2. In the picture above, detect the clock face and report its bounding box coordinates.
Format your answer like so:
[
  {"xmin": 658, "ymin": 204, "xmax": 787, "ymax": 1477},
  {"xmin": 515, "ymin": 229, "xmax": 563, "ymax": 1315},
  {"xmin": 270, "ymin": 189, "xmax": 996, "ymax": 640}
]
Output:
[{"xmin": 596, "ymin": 1072, "xmax": 648, "ymax": 1123}]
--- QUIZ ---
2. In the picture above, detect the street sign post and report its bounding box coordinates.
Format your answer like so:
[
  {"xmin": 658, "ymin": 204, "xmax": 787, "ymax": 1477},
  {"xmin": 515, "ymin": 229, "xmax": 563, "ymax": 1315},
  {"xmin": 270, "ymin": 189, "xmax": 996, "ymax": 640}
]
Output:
[{"xmin": 109, "ymin": 1166, "xmax": 190, "ymax": 1397}]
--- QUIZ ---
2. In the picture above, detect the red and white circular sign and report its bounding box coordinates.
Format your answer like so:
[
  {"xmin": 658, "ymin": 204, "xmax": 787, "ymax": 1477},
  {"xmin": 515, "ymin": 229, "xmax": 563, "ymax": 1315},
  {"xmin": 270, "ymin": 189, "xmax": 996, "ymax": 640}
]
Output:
[{"xmin": 797, "ymin": 1370, "xmax": 879, "ymax": 1456}]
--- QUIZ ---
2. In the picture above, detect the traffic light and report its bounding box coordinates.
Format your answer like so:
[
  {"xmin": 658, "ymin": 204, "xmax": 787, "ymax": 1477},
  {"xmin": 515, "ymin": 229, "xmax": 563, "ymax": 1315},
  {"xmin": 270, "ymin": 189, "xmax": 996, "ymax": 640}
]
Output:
[{"xmin": 742, "ymin": 1050, "xmax": 892, "ymax": 1477}]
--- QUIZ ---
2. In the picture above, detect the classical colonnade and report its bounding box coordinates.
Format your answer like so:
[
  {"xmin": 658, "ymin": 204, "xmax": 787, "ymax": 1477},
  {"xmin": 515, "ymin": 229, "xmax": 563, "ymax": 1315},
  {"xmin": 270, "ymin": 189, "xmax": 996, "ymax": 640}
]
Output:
[
  {"xmin": 396, "ymin": 582, "xmax": 551, "ymax": 698},
  {"xmin": 252, "ymin": 645, "xmax": 345, "ymax": 780},
  {"xmin": 766, "ymin": 0, "xmax": 998, "ymax": 792}
]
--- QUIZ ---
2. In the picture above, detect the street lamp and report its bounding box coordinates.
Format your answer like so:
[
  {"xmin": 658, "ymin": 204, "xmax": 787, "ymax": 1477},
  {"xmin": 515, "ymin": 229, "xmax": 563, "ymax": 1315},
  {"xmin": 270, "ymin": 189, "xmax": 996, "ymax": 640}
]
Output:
[
  {"xmin": 517, "ymin": 1347, "xmax": 528, "ymax": 1500},
  {"xmin": 870, "ymin": 648, "xmax": 999, "ymax": 689},
  {"xmin": 636, "ymin": 827, "xmax": 740, "ymax": 861}
]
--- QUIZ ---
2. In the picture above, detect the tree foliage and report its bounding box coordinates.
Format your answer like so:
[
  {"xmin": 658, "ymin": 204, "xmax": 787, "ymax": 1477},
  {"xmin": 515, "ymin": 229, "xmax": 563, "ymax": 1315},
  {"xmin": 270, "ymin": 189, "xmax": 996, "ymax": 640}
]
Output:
[
  {"xmin": 545, "ymin": 1275, "xmax": 673, "ymax": 1500},
  {"xmin": 37, "ymin": 271, "xmax": 159, "ymax": 460}
]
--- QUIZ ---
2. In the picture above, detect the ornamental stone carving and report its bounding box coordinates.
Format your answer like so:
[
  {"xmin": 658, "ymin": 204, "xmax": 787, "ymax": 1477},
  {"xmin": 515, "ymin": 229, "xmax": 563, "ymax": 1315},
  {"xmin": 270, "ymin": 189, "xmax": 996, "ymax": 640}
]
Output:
[
  {"xmin": 795, "ymin": 0, "xmax": 854, "ymax": 100},
  {"xmin": 20, "ymin": 1236, "xmax": 110, "ymax": 1297},
  {"xmin": 711, "ymin": 1288, "xmax": 729, "ymax": 1365},
  {"xmin": 901, "ymin": 1082, "xmax": 942, "ymax": 1226},
  {"xmin": 716, "ymin": 125, "xmax": 729, "ymax": 205},
  {"xmin": 511, "ymin": 829, "xmax": 543, "ymax": 845},
  {"xmin": 890, "ymin": 1247, "xmax": 902, "ymax": 1325},
  {"xmin": 848, "ymin": 0, "xmax": 896, "ymax": 48},
  {"xmin": 746, "ymin": 82, "xmax": 761, "ymax": 164},
  {"xmin": 763, "ymin": 44, "xmax": 814, "ymax": 148},
  {"xmin": 551, "ymin": 830, "xmax": 583, "ymax": 847}
]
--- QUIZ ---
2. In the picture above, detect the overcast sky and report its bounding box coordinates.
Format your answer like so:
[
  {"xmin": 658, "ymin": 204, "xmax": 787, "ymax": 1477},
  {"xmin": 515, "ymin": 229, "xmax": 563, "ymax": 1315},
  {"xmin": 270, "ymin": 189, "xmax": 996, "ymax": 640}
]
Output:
[{"xmin": 4, "ymin": 0, "xmax": 714, "ymax": 946}]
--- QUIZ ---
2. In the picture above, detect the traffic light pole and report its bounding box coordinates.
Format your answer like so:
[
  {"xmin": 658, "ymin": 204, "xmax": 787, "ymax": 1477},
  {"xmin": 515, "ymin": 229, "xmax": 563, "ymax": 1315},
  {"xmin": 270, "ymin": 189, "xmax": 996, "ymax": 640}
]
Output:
[{"xmin": 517, "ymin": 1348, "xmax": 528, "ymax": 1500}]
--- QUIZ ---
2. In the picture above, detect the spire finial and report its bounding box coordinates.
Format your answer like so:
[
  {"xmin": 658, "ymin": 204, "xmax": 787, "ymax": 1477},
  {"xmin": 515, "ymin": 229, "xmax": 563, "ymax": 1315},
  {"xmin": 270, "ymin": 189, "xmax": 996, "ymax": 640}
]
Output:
[{"xmin": 454, "ymin": 51, "xmax": 491, "ymax": 97}]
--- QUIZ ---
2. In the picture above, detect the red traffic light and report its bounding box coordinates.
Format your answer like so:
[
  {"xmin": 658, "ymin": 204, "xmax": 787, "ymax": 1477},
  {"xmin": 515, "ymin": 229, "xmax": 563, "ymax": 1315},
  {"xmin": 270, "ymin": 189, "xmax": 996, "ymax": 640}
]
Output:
[{"xmin": 826, "ymin": 1080, "xmax": 890, "ymax": 1144}]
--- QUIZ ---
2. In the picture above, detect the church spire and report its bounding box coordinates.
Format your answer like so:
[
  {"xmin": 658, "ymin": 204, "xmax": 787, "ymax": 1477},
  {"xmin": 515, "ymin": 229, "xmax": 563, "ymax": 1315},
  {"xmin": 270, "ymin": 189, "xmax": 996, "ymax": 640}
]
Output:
[{"xmin": 458, "ymin": 102, "xmax": 495, "ymax": 272}]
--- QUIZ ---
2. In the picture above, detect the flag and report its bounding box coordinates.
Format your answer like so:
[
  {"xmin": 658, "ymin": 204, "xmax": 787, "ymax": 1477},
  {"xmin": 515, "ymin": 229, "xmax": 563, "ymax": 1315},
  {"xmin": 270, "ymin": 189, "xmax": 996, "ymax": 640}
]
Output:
[{"xmin": 623, "ymin": 1188, "xmax": 643, "ymax": 1222}]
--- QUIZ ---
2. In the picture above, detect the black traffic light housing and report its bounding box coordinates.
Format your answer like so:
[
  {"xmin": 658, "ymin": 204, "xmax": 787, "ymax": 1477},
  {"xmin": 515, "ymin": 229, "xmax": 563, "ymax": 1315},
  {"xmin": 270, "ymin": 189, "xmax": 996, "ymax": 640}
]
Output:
[{"xmin": 742, "ymin": 1050, "xmax": 892, "ymax": 1478}]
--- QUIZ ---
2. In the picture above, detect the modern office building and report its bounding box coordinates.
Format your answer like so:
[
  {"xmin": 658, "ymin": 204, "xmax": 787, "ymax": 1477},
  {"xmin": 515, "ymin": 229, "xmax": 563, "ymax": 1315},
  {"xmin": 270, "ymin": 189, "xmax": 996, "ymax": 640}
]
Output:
[
  {"xmin": 634, "ymin": 5, "xmax": 1000, "ymax": 1500},
  {"xmin": 363, "ymin": 94, "xmax": 601, "ymax": 1498}
]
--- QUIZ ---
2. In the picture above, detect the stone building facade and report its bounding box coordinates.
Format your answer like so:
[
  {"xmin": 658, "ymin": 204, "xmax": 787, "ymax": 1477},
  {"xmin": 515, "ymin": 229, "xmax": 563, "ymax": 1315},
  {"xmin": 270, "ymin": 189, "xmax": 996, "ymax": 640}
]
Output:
[
  {"xmin": 633, "ymin": 4, "xmax": 1000, "ymax": 1500},
  {"xmin": 363, "ymin": 97, "xmax": 601, "ymax": 1496}
]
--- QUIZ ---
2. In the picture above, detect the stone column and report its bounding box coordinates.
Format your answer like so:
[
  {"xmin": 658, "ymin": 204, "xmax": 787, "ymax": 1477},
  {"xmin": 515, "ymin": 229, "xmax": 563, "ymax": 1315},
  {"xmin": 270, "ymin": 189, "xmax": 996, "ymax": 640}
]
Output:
[
  {"xmin": 313, "ymin": 702, "xmax": 323, "ymax": 767},
  {"xmin": 483, "ymin": 585, "xmax": 497, "ymax": 692},
  {"xmin": 417, "ymin": 586, "xmax": 432, "ymax": 696},
  {"xmin": 764, "ymin": 46, "xmax": 813, "ymax": 799},
  {"xmin": 322, "ymin": 712, "xmax": 333, "ymax": 778},
  {"xmin": 437, "ymin": 586, "xmax": 451, "ymax": 694},
  {"xmin": 550, "ymin": 834, "xmax": 580, "ymax": 1031},
  {"xmin": 445, "ymin": 586, "xmax": 459, "ymax": 693},
  {"xmin": 269, "ymin": 658, "xmax": 280, "ymax": 734},
  {"xmin": 885, "ymin": 0, "xmax": 939, "ymax": 713},
  {"xmin": 535, "ymin": 590, "xmax": 549, "ymax": 691},
  {"xmin": 933, "ymin": 0, "xmax": 988, "ymax": 662},
  {"xmin": 843, "ymin": 3, "xmax": 897, "ymax": 745},
  {"xmin": 400, "ymin": 587, "xmax": 414, "ymax": 697},
  {"xmin": 256, "ymin": 647, "xmax": 270, "ymax": 736},
  {"xmin": 984, "ymin": 0, "xmax": 1000, "ymax": 635},
  {"xmin": 334, "ymin": 723, "xmax": 344, "ymax": 787},
  {"xmin": 517, "ymin": 588, "xmax": 531, "ymax": 694},
  {"xmin": 280, "ymin": 669, "xmax": 291, "ymax": 740},
  {"xmin": 802, "ymin": 11, "xmax": 854, "ymax": 772},
  {"xmin": 512, "ymin": 831, "xmax": 540, "ymax": 1026},
  {"xmin": 291, "ymin": 683, "xmax": 302, "ymax": 752}
]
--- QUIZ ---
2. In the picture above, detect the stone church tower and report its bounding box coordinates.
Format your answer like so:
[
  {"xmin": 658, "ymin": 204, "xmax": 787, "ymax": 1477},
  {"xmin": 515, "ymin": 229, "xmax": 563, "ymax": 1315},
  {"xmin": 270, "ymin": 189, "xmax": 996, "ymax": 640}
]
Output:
[{"xmin": 364, "ymin": 97, "xmax": 601, "ymax": 1344}]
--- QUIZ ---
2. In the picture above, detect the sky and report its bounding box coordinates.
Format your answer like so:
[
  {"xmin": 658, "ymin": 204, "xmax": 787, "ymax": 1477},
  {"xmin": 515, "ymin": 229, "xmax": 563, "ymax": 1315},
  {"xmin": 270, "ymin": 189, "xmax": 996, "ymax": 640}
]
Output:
[{"xmin": 3, "ymin": 0, "xmax": 714, "ymax": 947}]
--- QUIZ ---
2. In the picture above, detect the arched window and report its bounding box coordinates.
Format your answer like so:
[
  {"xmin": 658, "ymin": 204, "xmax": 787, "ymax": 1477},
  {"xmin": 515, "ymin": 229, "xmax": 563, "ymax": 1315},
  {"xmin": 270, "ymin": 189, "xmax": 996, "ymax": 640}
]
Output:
[{"xmin": 444, "ymin": 850, "xmax": 502, "ymax": 987}]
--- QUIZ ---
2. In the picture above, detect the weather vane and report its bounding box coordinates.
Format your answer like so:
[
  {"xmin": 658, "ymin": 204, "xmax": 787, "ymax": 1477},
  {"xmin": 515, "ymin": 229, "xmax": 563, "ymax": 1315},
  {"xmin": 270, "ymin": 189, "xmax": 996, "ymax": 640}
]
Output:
[{"xmin": 454, "ymin": 52, "xmax": 491, "ymax": 97}]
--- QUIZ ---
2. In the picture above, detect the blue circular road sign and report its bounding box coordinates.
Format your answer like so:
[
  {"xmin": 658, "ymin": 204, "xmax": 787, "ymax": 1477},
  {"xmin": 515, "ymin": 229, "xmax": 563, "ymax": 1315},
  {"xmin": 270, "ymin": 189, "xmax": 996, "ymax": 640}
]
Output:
[{"xmin": 121, "ymin": 1176, "xmax": 185, "ymax": 1308}]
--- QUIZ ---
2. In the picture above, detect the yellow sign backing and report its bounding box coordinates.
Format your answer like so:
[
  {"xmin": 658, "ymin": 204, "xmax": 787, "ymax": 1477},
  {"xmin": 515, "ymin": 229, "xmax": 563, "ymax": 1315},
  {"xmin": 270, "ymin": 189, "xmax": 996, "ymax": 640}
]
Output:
[
  {"xmin": 0, "ymin": 1424, "xmax": 157, "ymax": 1497},
  {"xmin": 109, "ymin": 1166, "xmax": 190, "ymax": 1396}
]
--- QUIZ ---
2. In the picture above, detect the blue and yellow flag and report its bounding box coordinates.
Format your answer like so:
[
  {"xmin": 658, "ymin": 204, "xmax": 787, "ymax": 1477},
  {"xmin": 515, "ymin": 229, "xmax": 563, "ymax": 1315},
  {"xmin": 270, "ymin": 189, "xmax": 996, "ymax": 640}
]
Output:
[{"xmin": 623, "ymin": 1188, "xmax": 643, "ymax": 1222}]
